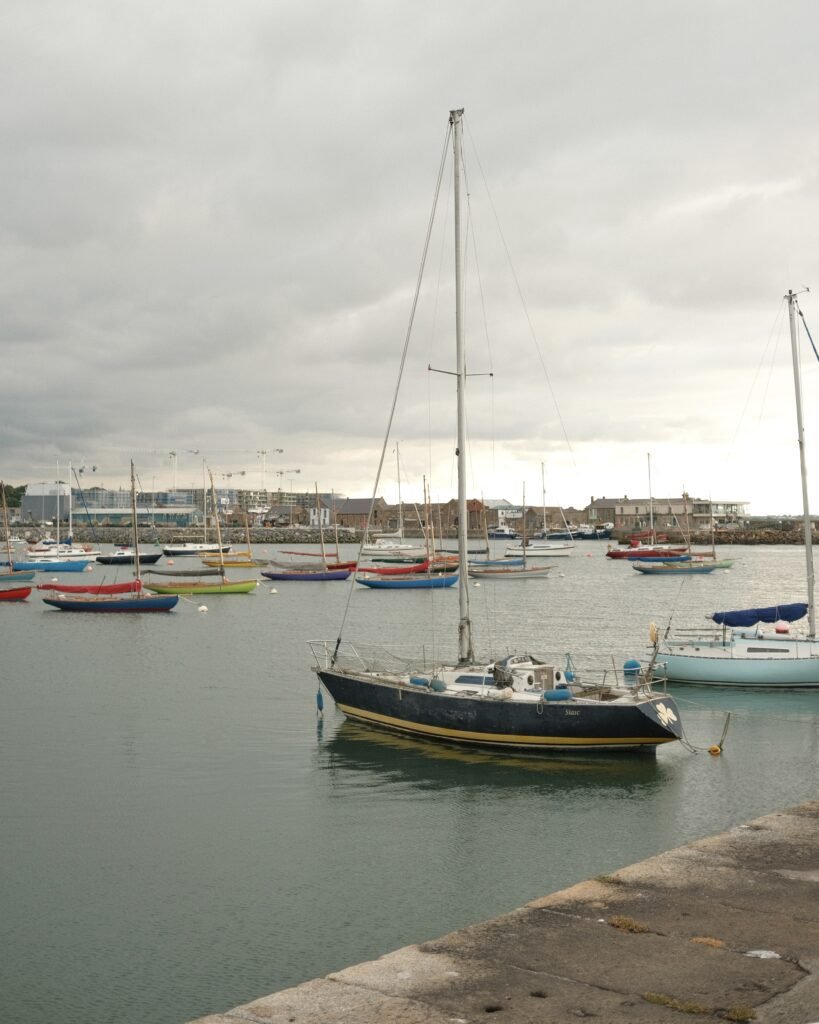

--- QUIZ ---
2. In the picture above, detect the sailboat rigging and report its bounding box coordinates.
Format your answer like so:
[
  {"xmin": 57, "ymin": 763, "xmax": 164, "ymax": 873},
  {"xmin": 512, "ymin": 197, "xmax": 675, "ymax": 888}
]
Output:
[
  {"xmin": 354, "ymin": 477, "xmax": 458, "ymax": 589},
  {"xmin": 261, "ymin": 485, "xmax": 352, "ymax": 581},
  {"xmin": 504, "ymin": 464, "xmax": 573, "ymax": 557},
  {"xmin": 631, "ymin": 492, "xmax": 734, "ymax": 575},
  {"xmin": 144, "ymin": 469, "xmax": 256, "ymax": 595},
  {"xmin": 653, "ymin": 289, "xmax": 819, "ymax": 687},
  {"xmin": 162, "ymin": 461, "xmax": 231, "ymax": 556},
  {"xmin": 360, "ymin": 443, "xmax": 427, "ymax": 560},
  {"xmin": 468, "ymin": 483, "xmax": 552, "ymax": 580},
  {"xmin": 0, "ymin": 483, "xmax": 33, "ymax": 598},
  {"xmin": 201, "ymin": 511, "xmax": 262, "ymax": 568},
  {"xmin": 310, "ymin": 108, "xmax": 681, "ymax": 751},
  {"xmin": 41, "ymin": 463, "xmax": 179, "ymax": 612},
  {"xmin": 96, "ymin": 475, "xmax": 162, "ymax": 566}
]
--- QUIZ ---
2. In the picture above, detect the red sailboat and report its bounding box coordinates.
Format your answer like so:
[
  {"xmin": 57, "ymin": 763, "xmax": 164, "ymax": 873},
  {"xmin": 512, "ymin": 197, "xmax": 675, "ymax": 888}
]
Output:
[{"xmin": 37, "ymin": 581, "xmax": 142, "ymax": 595}]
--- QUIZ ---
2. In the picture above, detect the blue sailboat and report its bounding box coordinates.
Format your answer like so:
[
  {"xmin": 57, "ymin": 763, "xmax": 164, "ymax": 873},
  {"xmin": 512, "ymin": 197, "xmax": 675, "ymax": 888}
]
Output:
[
  {"xmin": 4, "ymin": 559, "xmax": 92, "ymax": 573},
  {"xmin": 42, "ymin": 462, "xmax": 178, "ymax": 613},
  {"xmin": 355, "ymin": 573, "xmax": 458, "ymax": 590}
]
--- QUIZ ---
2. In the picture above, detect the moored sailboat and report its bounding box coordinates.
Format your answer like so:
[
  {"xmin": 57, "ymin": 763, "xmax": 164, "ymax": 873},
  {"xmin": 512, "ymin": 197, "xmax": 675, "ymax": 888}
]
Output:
[
  {"xmin": 5, "ymin": 558, "xmax": 92, "ymax": 573},
  {"xmin": 469, "ymin": 484, "xmax": 552, "ymax": 580},
  {"xmin": 145, "ymin": 469, "xmax": 256, "ymax": 595},
  {"xmin": 260, "ymin": 485, "xmax": 352, "ymax": 582},
  {"xmin": 37, "ymin": 581, "xmax": 142, "ymax": 595},
  {"xmin": 652, "ymin": 290, "xmax": 819, "ymax": 688},
  {"xmin": 201, "ymin": 513, "xmax": 264, "ymax": 567},
  {"xmin": 355, "ymin": 479, "xmax": 458, "ymax": 588},
  {"xmin": 163, "ymin": 542, "xmax": 230, "ymax": 556},
  {"xmin": 41, "ymin": 463, "xmax": 179, "ymax": 613},
  {"xmin": 310, "ymin": 108, "xmax": 681, "ymax": 752},
  {"xmin": 632, "ymin": 559, "xmax": 732, "ymax": 575},
  {"xmin": 3, "ymin": 485, "xmax": 93, "ymax": 571},
  {"xmin": 96, "ymin": 548, "xmax": 163, "ymax": 565},
  {"xmin": 162, "ymin": 463, "xmax": 231, "ymax": 557},
  {"xmin": 0, "ymin": 483, "xmax": 35, "ymax": 584}
]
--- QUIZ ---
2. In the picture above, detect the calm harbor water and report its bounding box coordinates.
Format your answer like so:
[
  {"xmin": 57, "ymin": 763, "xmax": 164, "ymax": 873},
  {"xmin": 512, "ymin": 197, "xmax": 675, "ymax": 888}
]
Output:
[{"xmin": 1, "ymin": 542, "xmax": 818, "ymax": 1024}]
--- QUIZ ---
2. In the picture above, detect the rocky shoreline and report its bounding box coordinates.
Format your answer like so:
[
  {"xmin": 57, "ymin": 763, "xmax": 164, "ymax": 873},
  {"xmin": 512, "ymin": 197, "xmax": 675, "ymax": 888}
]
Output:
[{"xmin": 6, "ymin": 526, "xmax": 816, "ymax": 547}]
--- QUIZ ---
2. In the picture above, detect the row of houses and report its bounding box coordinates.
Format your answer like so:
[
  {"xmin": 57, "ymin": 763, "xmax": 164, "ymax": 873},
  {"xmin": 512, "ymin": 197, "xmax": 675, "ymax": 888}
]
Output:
[
  {"xmin": 324, "ymin": 493, "xmax": 747, "ymax": 535},
  {"xmin": 17, "ymin": 484, "xmax": 748, "ymax": 534}
]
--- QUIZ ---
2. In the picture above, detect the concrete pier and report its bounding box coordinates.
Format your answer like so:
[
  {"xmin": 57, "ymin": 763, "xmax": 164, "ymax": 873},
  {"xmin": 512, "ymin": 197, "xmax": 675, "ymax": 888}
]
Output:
[{"xmin": 190, "ymin": 800, "xmax": 819, "ymax": 1023}]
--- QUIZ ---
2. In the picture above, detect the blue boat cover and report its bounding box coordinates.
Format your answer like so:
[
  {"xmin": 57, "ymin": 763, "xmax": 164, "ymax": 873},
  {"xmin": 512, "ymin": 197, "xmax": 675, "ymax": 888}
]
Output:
[{"xmin": 711, "ymin": 603, "xmax": 808, "ymax": 627}]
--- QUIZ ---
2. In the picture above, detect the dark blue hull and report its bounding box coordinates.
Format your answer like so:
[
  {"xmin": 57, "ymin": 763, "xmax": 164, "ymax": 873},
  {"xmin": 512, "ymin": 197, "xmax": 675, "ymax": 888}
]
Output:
[
  {"xmin": 355, "ymin": 574, "xmax": 458, "ymax": 589},
  {"xmin": 261, "ymin": 569, "xmax": 350, "ymax": 581},
  {"xmin": 626, "ymin": 554, "xmax": 691, "ymax": 562},
  {"xmin": 42, "ymin": 595, "xmax": 179, "ymax": 612},
  {"xmin": 96, "ymin": 552, "xmax": 163, "ymax": 565},
  {"xmin": 316, "ymin": 670, "xmax": 680, "ymax": 751}
]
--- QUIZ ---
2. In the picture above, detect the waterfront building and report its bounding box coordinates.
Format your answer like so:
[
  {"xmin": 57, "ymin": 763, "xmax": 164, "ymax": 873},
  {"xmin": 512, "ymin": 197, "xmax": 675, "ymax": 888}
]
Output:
[
  {"xmin": 16, "ymin": 480, "xmax": 749, "ymax": 538},
  {"xmin": 585, "ymin": 494, "xmax": 748, "ymax": 535}
]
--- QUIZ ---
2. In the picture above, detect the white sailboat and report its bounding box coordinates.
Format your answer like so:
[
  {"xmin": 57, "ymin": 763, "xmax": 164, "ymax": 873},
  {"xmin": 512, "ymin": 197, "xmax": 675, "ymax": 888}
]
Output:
[
  {"xmin": 502, "ymin": 463, "xmax": 573, "ymax": 557},
  {"xmin": 653, "ymin": 289, "xmax": 819, "ymax": 687},
  {"xmin": 163, "ymin": 461, "xmax": 231, "ymax": 556},
  {"xmin": 25, "ymin": 462, "xmax": 100, "ymax": 561},
  {"xmin": 360, "ymin": 443, "xmax": 427, "ymax": 559},
  {"xmin": 468, "ymin": 484, "xmax": 552, "ymax": 580},
  {"xmin": 310, "ymin": 108, "xmax": 681, "ymax": 752},
  {"xmin": 0, "ymin": 483, "xmax": 34, "ymax": 590}
]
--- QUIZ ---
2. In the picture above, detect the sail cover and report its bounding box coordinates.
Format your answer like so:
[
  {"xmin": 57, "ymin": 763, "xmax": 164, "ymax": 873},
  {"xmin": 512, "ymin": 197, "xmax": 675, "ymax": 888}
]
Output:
[{"xmin": 711, "ymin": 603, "xmax": 808, "ymax": 628}]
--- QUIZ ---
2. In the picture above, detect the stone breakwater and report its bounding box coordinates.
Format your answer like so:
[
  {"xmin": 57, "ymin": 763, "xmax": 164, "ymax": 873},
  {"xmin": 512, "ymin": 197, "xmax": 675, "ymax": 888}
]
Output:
[
  {"xmin": 7, "ymin": 527, "xmax": 817, "ymax": 547},
  {"xmin": 9, "ymin": 527, "xmax": 358, "ymax": 547},
  {"xmin": 189, "ymin": 800, "xmax": 819, "ymax": 1024},
  {"xmin": 612, "ymin": 529, "xmax": 817, "ymax": 546}
]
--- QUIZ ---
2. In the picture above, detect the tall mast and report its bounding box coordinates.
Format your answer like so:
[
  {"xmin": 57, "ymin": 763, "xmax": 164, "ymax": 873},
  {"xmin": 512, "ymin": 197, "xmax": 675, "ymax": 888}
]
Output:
[
  {"xmin": 55, "ymin": 459, "xmax": 60, "ymax": 546},
  {"xmin": 647, "ymin": 452, "xmax": 654, "ymax": 543},
  {"xmin": 395, "ymin": 442, "xmax": 404, "ymax": 538},
  {"xmin": 202, "ymin": 460, "xmax": 208, "ymax": 543},
  {"xmin": 451, "ymin": 107, "xmax": 472, "ymax": 663},
  {"xmin": 208, "ymin": 468, "xmax": 226, "ymax": 578},
  {"xmin": 331, "ymin": 490, "xmax": 340, "ymax": 557},
  {"xmin": 521, "ymin": 484, "xmax": 527, "ymax": 569},
  {"xmin": 423, "ymin": 476, "xmax": 431, "ymax": 560},
  {"xmin": 316, "ymin": 483, "xmax": 328, "ymax": 569},
  {"xmin": 1, "ymin": 482, "xmax": 13, "ymax": 568},
  {"xmin": 130, "ymin": 461, "xmax": 141, "ymax": 586},
  {"xmin": 68, "ymin": 461, "xmax": 73, "ymax": 543},
  {"xmin": 786, "ymin": 289, "xmax": 815, "ymax": 637},
  {"xmin": 541, "ymin": 462, "xmax": 547, "ymax": 534}
]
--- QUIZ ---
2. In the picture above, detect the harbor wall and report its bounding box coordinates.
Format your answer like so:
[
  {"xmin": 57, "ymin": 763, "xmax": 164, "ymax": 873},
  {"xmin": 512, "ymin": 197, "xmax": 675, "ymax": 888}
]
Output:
[
  {"xmin": 189, "ymin": 799, "xmax": 819, "ymax": 1024},
  {"xmin": 8, "ymin": 526, "xmax": 818, "ymax": 546}
]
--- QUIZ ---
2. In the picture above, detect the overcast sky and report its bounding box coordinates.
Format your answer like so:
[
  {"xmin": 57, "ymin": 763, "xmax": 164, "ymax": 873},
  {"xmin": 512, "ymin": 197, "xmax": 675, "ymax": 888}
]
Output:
[{"xmin": 3, "ymin": 0, "xmax": 819, "ymax": 514}]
